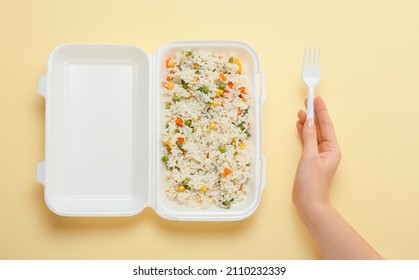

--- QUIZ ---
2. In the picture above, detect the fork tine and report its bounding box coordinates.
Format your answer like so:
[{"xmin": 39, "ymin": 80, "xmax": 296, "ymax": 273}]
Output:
[
  {"xmin": 317, "ymin": 48, "xmax": 321, "ymax": 66},
  {"xmin": 308, "ymin": 48, "xmax": 311, "ymax": 66},
  {"xmin": 303, "ymin": 48, "xmax": 321, "ymax": 67}
]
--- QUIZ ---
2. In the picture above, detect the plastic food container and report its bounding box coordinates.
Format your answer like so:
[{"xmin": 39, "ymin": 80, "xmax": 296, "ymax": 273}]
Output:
[{"xmin": 36, "ymin": 41, "xmax": 266, "ymax": 221}]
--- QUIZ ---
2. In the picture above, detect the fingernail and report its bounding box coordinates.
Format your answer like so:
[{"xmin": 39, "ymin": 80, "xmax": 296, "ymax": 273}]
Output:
[{"xmin": 307, "ymin": 119, "xmax": 314, "ymax": 128}]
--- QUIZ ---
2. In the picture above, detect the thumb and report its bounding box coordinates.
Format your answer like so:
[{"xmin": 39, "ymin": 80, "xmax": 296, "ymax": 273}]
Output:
[{"xmin": 302, "ymin": 118, "xmax": 318, "ymax": 156}]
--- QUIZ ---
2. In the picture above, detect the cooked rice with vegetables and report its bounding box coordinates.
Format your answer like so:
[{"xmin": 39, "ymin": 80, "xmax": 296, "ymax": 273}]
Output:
[{"xmin": 161, "ymin": 50, "xmax": 252, "ymax": 209}]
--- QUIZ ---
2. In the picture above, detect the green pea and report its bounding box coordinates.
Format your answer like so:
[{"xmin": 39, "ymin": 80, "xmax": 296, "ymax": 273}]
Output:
[
  {"xmin": 165, "ymin": 122, "xmax": 169, "ymax": 128},
  {"xmin": 185, "ymin": 120, "xmax": 192, "ymax": 127},
  {"xmin": 166, "ymin": 103, "xmax": 172, "ymax": 109},
  {"xmin": 172, "ymin": 96, "xmax": 181, "ymax": 103},
  {"xmin": 182, "ymin": 177, "xmax": 190, "ymax": 186},
  {"xmin": 176, "ymin": 141, "xmax": 183, "ymax": 150},
  {"xmin": 228, "ymin": 57, "xmax": 235, "ymax": 63},
  {"xmin": 184, "ymin": 51, "xmax": 192, "ymax": 57},
  {"xmin": 239, "ymin": 123, "xmax": 246, "ymax": 130},
  {"xmin": 198, "ymin": 86, "xmax": 209, "ymax": 94},
  {"xmin": 218, "ymin": 83, "xmax": 226, "ymax": 90},
  {"xmin": 182, "ymin": 80, "xmax": 188, "ymax": 89},
  {"xmin": 222, "ymin": 200, "xmax": 231, "ymax": 209},
  {"xmin": 245, "ymin": 130, "xmax": 251, "ymax": 137},
  {"xmin": 218, "ymin": 145, "xmax": 226, "ymax": 153},
  {"xmin": 161, "ymin": 155, "xmax": 169, "ymax": 163}
]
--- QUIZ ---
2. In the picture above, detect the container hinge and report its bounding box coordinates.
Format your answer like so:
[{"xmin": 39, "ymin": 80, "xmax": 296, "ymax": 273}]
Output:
[
  {"xmin": 36, "ymin": 161, "xmax": 46, "ymax": 185},
  {"xmin": 38, "ymin": 75, "xmax": 47, "ymax": 97}
]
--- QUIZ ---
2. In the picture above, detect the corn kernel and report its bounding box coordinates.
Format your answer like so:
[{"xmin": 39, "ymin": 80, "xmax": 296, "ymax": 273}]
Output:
[
  {"xmin": 200, "ymin": 186, "xmax": 207, "ymax": 192},
  {"xmin": 212, "ymin": 100, "xmax": 218, "ymax": 107},
  {"xmin": 194, "ymin": 127, "xmax": 198, "ymax": 132},
  {"xmin": 241, "ymin": 97, "xmax": 246, "ymax": 103},
  {"xmin": 165, "ymin": 187, "xmax": 170, "ymax": 192},
  {"xmin": 194, "ymin": 77, "xmax": 199, "ymax": 81},
  {"xmin": 167, "ymin": 140, "xmax": 172, "ymax": 147},
  {"xmin": 167, "ymin": 82, "xmax": 174, "ymax": 90},
  {"xmin": 193, "ymin": 63, "xmax": 198, "ymax": 69},
  {"xmin": 234, "ymin": 59, "xmax": 242, "ymax": 73},
  {"xmin": 178, "ymin": 186, "xmax": 185, "ymax": 192},
  {"xmin": 209, "ymin": 122, "xmax": 217, "ymax": 129},
  {"xmin": 222, "ymin": 99, "xmax": 225, "ymax": 105},
  {"xmin": 189, "ymin": 92, "xmax": 193, "ymax": 98},
  {"xmin": 166, "ymin": 59, "xmax": 175, "ymax": 68},
  {"xmin": 217, "ymin": 89, "xmax": 224, "ymax": 96},
  {"xmin": 240, "ymin": 142, "xmax": 246, "ymax": 149}
]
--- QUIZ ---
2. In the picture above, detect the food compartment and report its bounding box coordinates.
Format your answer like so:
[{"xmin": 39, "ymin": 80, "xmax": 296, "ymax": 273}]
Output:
[{"xmin": 153, "ymin": 41, "xmax": 265, "ymax": 221}]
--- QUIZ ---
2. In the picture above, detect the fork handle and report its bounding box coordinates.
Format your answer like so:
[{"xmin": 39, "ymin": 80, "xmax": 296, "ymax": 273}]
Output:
[{"xmin": 307, "ymin": 87, "xmax": 315, "ymax": 120}]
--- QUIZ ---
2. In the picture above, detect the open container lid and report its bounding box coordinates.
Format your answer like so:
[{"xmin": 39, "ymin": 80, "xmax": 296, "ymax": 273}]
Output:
[{"xmin": 37, "ymin": 44, "xmax": 151, "ymax": 216}]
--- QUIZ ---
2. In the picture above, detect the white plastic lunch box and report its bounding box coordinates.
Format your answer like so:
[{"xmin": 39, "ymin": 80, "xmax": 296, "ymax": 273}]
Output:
[{"xmin": 36, "ymin": 41, "xmax": 266, "ymax": 221}]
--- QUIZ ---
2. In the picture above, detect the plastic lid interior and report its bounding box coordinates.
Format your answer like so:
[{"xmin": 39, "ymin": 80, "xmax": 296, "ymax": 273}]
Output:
[{"xmin": 45, "ymin": 44, "xmax": 150, "ymax": 216}]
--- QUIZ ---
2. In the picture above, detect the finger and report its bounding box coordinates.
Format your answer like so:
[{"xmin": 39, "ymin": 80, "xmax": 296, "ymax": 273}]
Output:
[
  {"xmin": 314, "ymin": 96, "xmax": 338, "ymax": 143},
  {"xmin": 298, "ymin": 109, "xmax": 306, "ymax": 122},
  {"xmin": 314, "ymin": 112, "xmax": 323, "ymax": 144},
  {"xmin": 296, "ymin": 121, "xmax": 303, "ymax": 142},
  {"xmin": 302, "ymin": 118, "xmax": 319, "ymax": 156},
  {"xmin": 305, "ymin": 98, "xmax": 322, "ymax": 144},
  {"xmin": 300, "ymin": 104, "xmax": 319, "ymax": 155},
  {"xmin": 297, "ymin": 110, "xmax": 306, "ymax": 143}
]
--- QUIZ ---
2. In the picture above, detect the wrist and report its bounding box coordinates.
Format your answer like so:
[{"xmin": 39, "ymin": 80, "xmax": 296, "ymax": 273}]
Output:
[{"xmin": 295, "ymin": 199, "xmax": 333, "ymax": 222}]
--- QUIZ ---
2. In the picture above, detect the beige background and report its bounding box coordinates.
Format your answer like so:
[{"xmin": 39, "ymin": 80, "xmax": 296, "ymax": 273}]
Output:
[{"xmin": 1, "ymin": 0, "xmax": 419, "ymax": 259}]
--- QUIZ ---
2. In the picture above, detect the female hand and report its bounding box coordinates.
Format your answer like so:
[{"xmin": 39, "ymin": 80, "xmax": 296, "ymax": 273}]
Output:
[
  {"xmin": 293, "ymin": 96, "xmax": 341, "ymax": 211},
  {"xmin": 293, "ymin": 96, "xmax": 383, "ymax": 259}
]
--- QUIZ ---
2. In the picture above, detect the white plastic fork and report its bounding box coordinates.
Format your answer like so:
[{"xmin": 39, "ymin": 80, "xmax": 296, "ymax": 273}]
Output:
[{"xmin": 302, "ymin": 48, "xmax": 320, "ymax": 121}]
